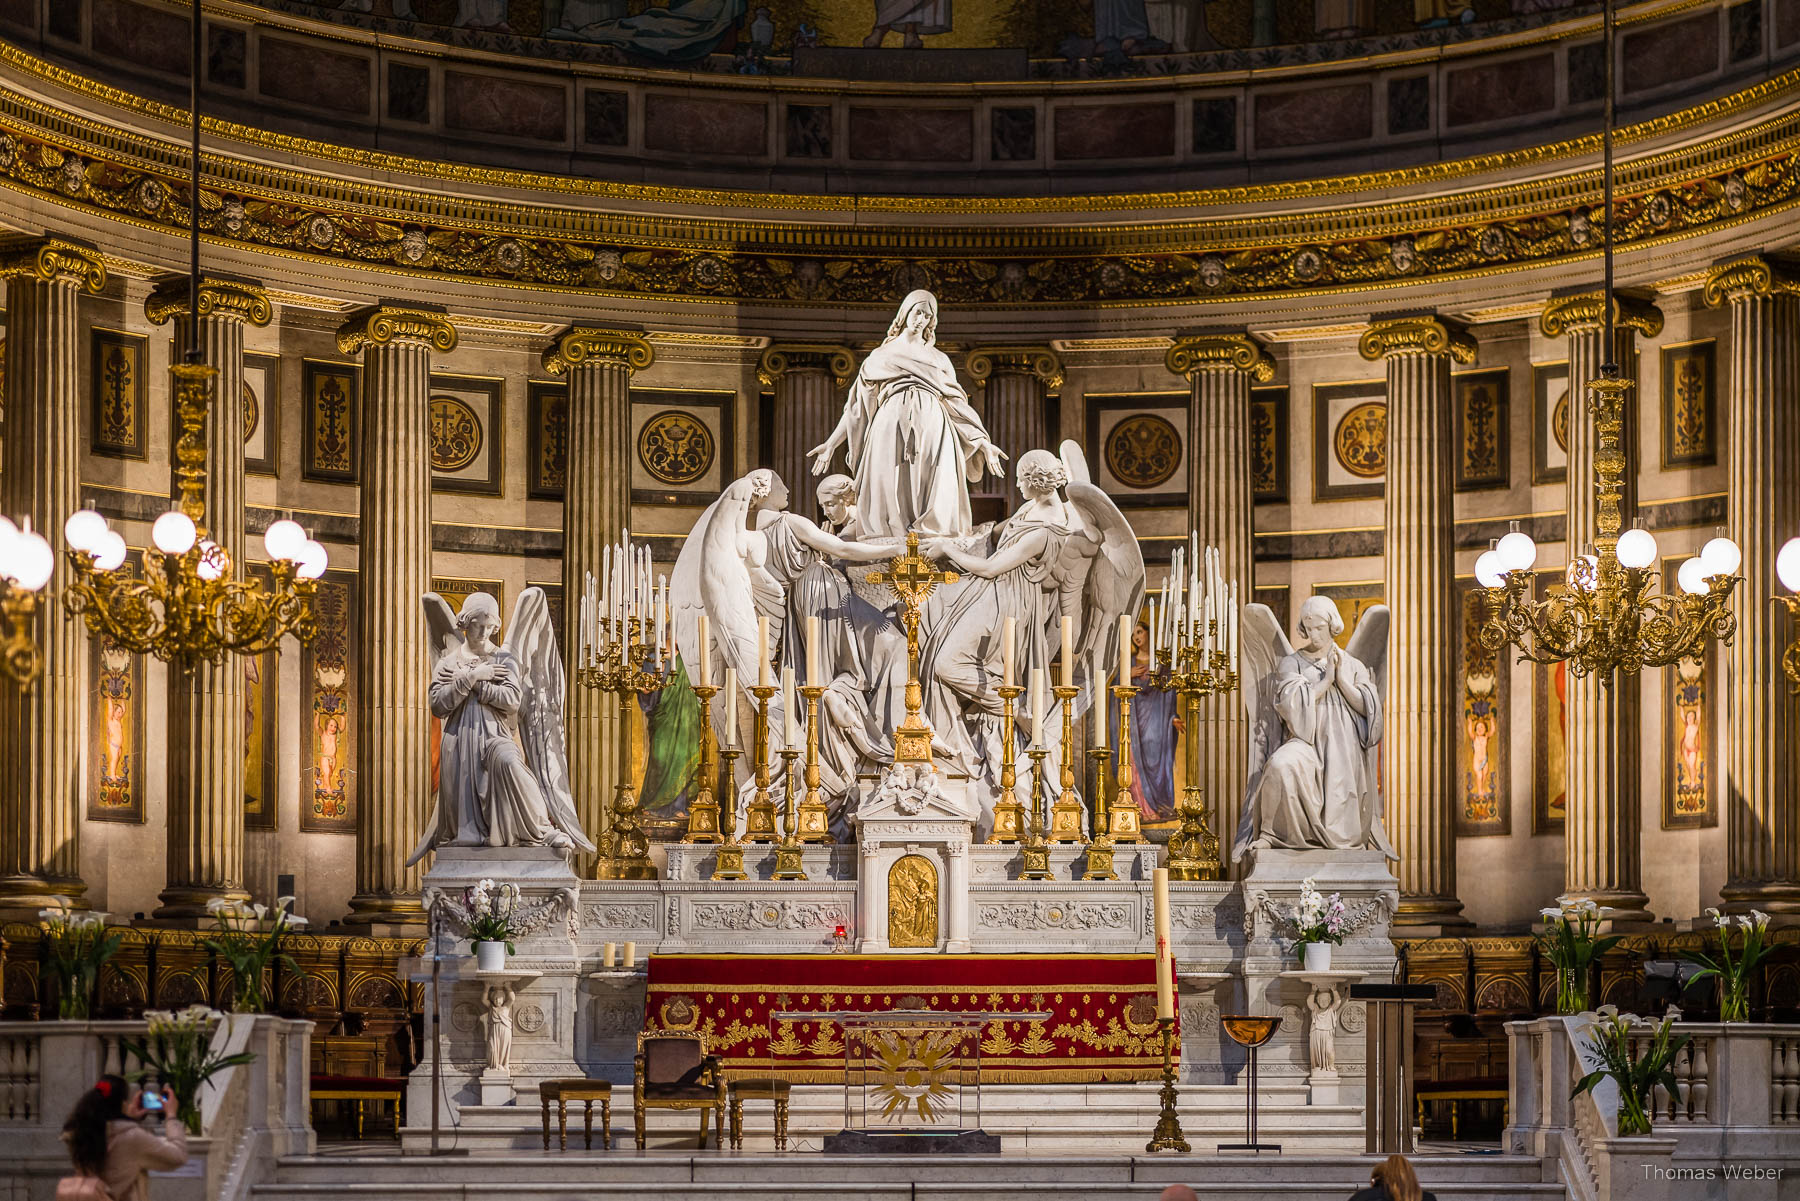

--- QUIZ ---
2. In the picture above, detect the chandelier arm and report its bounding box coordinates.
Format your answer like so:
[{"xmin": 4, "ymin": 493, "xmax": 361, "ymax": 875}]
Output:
[{"xmin": 65, "ymin": 561, "xmax": 171, "ymax": 657}]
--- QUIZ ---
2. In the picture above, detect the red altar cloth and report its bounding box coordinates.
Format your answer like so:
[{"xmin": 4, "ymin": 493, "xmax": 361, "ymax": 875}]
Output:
[{"xmin": 641, "ymin": 953, "xmax": 1173, "ymax": 1083}]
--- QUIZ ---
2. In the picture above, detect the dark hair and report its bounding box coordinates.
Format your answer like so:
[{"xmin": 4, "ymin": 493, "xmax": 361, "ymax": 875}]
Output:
[
  {"xmin": 63, "ymin": 1074, "xmax": 130, "ymax": 1176},
  {"xmin": 1372, "ymin": 1154, "xmax": 1422, "ymax": 1201}
]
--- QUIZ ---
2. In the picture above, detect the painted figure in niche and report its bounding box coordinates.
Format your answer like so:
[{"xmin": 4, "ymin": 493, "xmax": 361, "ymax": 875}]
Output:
[
  {"xmin": 1677, "ymin": 708, "xmax": 1703, "ymax": 796},
  {"xmin": 1110, "ymin": 618, "xmax": 1178, "ymax": 824},
  {"xmin": 547, "ymin": 0, "xmax": 750, "ymax": 62},
  {"xmin": 865, "ymin": 0, "xmax": 951, "ymax": 47},
  {"xmin": 639, "ymin": 658, "xmax": 701, "ymax": 831},
  {"xmin": 102, "ymin": 699, "xmax": 128, "ymax": 785},
  {"xmin": 315, "ymin": 715, "xmax": 343, "ymax": 797},
  {"xmin": 809, "ymin": 290, "xmax": 1006, "ymax": 542},
  {"xmin": 1466, "ymin": 712, "xmax": 1495, "ymax": 802}
]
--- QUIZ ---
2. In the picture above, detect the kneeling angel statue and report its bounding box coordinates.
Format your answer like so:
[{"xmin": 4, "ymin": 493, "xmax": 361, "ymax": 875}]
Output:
[{"xmin": 408, "ymin": 588, "xmax": 595, "ymax": 863}]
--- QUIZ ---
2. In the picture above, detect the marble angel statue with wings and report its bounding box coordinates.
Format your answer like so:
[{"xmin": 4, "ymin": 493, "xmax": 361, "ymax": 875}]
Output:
[
  {"xmin": 408, "ymin": 588, "xmax": 595, "ymax": 864},
  {"xmin": 1232, "ymin": 595, "xmax": 1395, "ymax": 863}
]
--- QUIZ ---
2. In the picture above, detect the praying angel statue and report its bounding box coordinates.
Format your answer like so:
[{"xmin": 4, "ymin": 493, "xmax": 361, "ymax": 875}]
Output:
[{"xmin": 408, "ymin": 589, "xmax": 595, "ymax": 863}]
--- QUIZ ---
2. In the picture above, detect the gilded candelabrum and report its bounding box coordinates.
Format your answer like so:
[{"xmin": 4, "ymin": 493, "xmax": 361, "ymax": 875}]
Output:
[
  {"xmin": 1083, "ymin": 746, "xmax": 1118, "ymax": 882},
  {"xmin": 1049, "ymin": 684, "xmax": 1085, "ymax": 843},
  {"xmin": 62, "ymin": 362, "xmax": 320, "ymax": 669},
  {"xmin": 0, "ymin": 578, "xmax": 41, "ymax": 687},
  {"xmin": 772, "ymin": 747, "xmax": 806, "ymax": 881},
  {"xmin": 744, "ymin": 683, "xmax": 781, "ymax": 842},
  {"xmin": 1108, "ymin": 683, "xmax": 1145, "ymax": 844},
  {"xmin": 1020, "ymin": 747, "xmax": 1052, "ymax": 881},
  {"xmin": 681, "ymin": 683, "xmax": 723, "ymax": 843},
  {"xmin": 1145, "ymin": 1016, "xmax": 1189, "ymax": 1153},
  {"xmin": 711, "ymin": 744, "xmax": 748, "ymax": 882},
  {"xmin": 576, "ymin": 626, "xmax": 670, "ymax": 881},
  {"xmin": 1779, "ymin": 595, "xmax": 1800, "ymax": 694},
  {"xmin": 988, "ymin": 683, "xmax": 1026, "ymax": 843},
  {"xmin": 1153, "ymin": 631, "xmax": 1237, "ymax": 883},
  {"xmin": 1479, "ymin": 373, "xmax": 1739, "ymax": 677},
  {"xmin": 796, "ymin": 684, "xmax": 831, "ymax": 842}
]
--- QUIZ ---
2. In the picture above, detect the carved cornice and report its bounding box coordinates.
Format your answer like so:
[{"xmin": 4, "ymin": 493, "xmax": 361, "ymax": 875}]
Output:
[
  {"xmin": 144, "ymin": 275, "xmax": 272, "ymax": 328},
  {"xmin": 965, "ymin": 345, "xmax": 1064, "ymax": 391},
  {"xmin": 756, "ymin": 343, "xmax": 855, "ymax": 388},
  {"xmin": 1701, "ymin": 256, "xmax": 1800, "ymax": 307},
  {"xmin": 1358, "ymin": 317, "xmax": 1477, "ymax": 364},
  {"xmin": 541, "ymin": 325, "xmax": 654, "ymax": 375},
  {"xmin": 0, "ymin": 234, "xmax": 105, "ymax": 292},
  {"xmin": 335, "ymin": 305, "xmax": 458, "ymax": 355},
  {"xmin": 1164, "ymin": 333, "xmax": 1274, "ymax": 383},
  {"xmin": 1538, "ymin": 290, "xmax": 1665, "ymax": 339}
]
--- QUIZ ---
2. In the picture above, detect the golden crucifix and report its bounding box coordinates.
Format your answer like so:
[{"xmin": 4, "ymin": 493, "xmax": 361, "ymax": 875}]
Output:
[{"xmin": 868, "ymin": 530, "xmax": 958, "ymax": 766}]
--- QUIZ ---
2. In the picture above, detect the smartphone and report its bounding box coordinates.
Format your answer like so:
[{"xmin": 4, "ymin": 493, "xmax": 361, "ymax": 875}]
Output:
[{"xmin": 141, "ymin": 1090, "xmax": 163, "ymax": 1112}]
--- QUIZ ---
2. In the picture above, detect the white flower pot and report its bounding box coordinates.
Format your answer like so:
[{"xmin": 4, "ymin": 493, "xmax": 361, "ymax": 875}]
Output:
[
  {"xmin": 474, "ymin": 940, "xmax": 506, "ymax": 972},
  {"xmin": 1303, "ymin": 943, "xmax": 1333, "ymax": 972}
]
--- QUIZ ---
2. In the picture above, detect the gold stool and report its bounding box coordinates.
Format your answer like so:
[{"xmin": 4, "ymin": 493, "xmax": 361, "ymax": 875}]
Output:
[
  {"xmin": 539, "ymin": 1078, "xmax": 614, "ymax": 1150},
  {"xmin": 727, "ymin": 1077, "xmax": 791, "ymax": 1151}
]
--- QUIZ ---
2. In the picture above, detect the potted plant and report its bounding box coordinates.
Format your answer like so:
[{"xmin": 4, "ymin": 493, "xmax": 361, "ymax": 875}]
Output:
[
  {"xmin": 1536, "ymin": 897, "xmax": 1621, "ymax": 1015},
  {"xmin": 1682, "ymin": 907, "xmax": 1771, "ymax": 1022},
  {"xmin": 1572, "ymin": 1006, "xmax": 1688, "ymax": 1136},
  {"xmin": 39, "ymin": 896, "xmax": 121, "ymax": 1019},
  {"xmin": 122, "ymin": 1005, "xmax": 258, "ymax": 1135},
  {"xmin": 201, "ymin": 895, "xmax": 303, "ymax": 1013},
  {"xmin": 1290, "ymin": 878, "xmax": 1346, "ymax": 971},
  {"xmin": 464, "ymin": 879, "xmax": 519, "ymax": 971}
]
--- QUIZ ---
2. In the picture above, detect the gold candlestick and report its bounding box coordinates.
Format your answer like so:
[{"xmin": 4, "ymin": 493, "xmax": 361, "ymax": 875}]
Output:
[
  {"xmin": 796, "ymin": 685, "xmax": 831, "ymax": 842},
  {"xmin": 681, "ymin": 683, "xmax": 723, "ymax": 843},
  {"xmin": 772, "ymin": 748, "xmax": 806, "ymax": 881},
  {"xmin": 1166, "ymin": 630, "xmax": 1234, "ymax": 883},
  {"xmin": 743, "ymin": 683, "xmax": 780, "ymax": 842},
  {"xmin": 1145, "ymin": 1016, "xmax": 1190, "ymax": 1153},
  {"xmin": 579, "ymin": 626, "xmax": 669, "ymax": 881},
  {"xmin": 1083, "ymin": 746, "xmax": 1118, "ymax": 882},
  {"xmin": 1020, "ymin": 747, "xmax": 1052, "ymax": 881},
  {"xmin": 711, "ymin": 744, "xmax": 747, "ymax": 882},
  {"xmin": 988, "ymin": 684, "xmax": 1026, "ymax": 843},
  {"xmin": 1108, "ymin": 684, "xmax": 1144, "ymax": 843},
  {"xmin": 1048, "ymin": 684, "xmax": 1085, "ymax": 842}
]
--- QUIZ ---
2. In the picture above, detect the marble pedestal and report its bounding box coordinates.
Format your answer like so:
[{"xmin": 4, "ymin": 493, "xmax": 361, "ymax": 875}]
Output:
[{"xmin": 852, "ymin": 767, "xmax": 979, "ymax": 953}]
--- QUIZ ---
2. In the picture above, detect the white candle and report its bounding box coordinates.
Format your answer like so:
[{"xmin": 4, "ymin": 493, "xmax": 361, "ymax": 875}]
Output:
[
  {"xmin": 724, "ymin": 667, "xmax": 738, "ymax": 745},
  {"xmin": 1030, "ymin": 667, "xmax": 1045, "ymax": 747},
  {"xmin": 655, "ymin": 575, "xmax": 667, "ymax": 646},
  {"xmin": 602, "ymin": 942, "xmax": 617, "ymax": 968},
  {"xmin": 1149, "ymin": 597, "xmax": 1160, "ymax": 661},
  {"xmin": 1092, "ymin": 651, "xmax": 1107, "ymax": 749},
  {"xmin": 782, "ymin": 666, "xmax": 797, "ymax": 747},
  {"xmin": 757, "ymin": 616, "xmax": 771, "ymax": 687},
  {"xmin": 1002, "ymin": 616, "xmax": 1016, "ymax": 688},
  {"xmin": 696, "ymin": 614, "xmax": 711, "ymax": 687},
  {"xmin": 1061, "ymin": 615, "xmax": 1075, "ymax": 689},
  {"xmin": 623, "ymin": 941, "xmax": 637, "ymax": 969},
  {"xmin": 1118, "ymin": 613, "xmax": 1131, "ymax": 685},
  {"xmin": 1230, "ymin": 581, "xmax": 1240, "ymax": 672},
  {"xmin": 807, "ymin": 614, "xmax": 822, "ymax": 687},
  {"xmin": 1153, "ymin": 867, "xmax": 1174, "ymax": 1021}
]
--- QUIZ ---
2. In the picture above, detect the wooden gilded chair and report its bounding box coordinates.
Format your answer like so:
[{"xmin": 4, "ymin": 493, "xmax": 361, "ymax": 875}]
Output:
[{"xmin": 634, "ymin": 1030, "xmax": 726, "ymax": 1149}]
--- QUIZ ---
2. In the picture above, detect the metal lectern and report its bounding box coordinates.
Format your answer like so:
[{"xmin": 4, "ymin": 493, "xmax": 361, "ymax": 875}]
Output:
[{"xmin": 1349, "ymin": 983, "xmax": 1435, "ymax": 1154}]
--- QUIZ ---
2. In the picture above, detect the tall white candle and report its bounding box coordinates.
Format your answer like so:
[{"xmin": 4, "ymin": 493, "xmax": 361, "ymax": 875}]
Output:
[
  {"xmin": 1061, "ymin": 615, "xmax": 1075, "ymax": 689},
  {"xmin": 1153, "ymin": 867, "xmax": 1174, "ymax": 1021},
  {"xmin": 1091, "ymin": 651, "xmax": 1107, "ymax": 748},
  {"xmin": 1002, "ymin": 616, "xmax": 1016, "ymax": 688},
  {"xmin": 757, "ymin": 616, "xmax": 771, "ymax": 687},
  {"xmin": 807, "ymin": 615, "xmax": 822, "ymax": 687},
  {"xmin": 781, "ymin": 666, "xmax": 797, "ymax": 746},
  {"xmin": 1118, "ymin": 613, "xmax": 1132, "ymax": 685},
  {"xmin": 1029, "ymin": 667, "xmax": 1045, "ymax": 747},
  {"xmin": 1230, "ymin": 580, "xmax": 1240, "ymax": 672},
  {"xmin": 724, "ymin": 667, "xmax": 738, "ymax": 745},
  {"xmin": 1149, "ymin": 597, "xmax": 1160, "ymax": 660},
  {"xmin": 696, "ymin": 614, "xmax": 711, "ymax": 686}
]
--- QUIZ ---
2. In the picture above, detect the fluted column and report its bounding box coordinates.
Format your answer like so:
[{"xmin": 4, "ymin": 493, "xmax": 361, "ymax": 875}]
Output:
[
  {"xmin": 543, "ymin": 326, "xmax": 653, "ymax": 864},
  {"xmin": 758, "ymin": 345, "xmax": 854, "ymax": 514},
  {"xmin": 0, "ymin": 237, "xmax": 105, "ymax": 917},
  {"xmin": 967, "ymin": 346, "xmax": 1062, "ymax": 466},
  {"xmin": 145, "ymin": 276, "xmax": 272, "ymax": 919},
  {"xmin": 1542, "ymin": 291, "xmax": 1662, "ymax": 924},
  {"xmin": 340, "ymin": 305, "xmax": 458, "ymax": 929},
  {"xmin": 1166, "ymin": 332, "xmax": 1273, "ymax": 875},
  {"xmin": 1705, "ymin": 260, "xmax": 1800, "ymax": 913},
  {"xmin": 1360, "ymin": 317, "xmax": 1474, "ymax": 930}
]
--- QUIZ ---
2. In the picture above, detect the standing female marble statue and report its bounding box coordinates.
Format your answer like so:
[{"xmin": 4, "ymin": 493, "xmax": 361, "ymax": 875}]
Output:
[
  {"xmin": 1233, "ymin": 595, "xmax": 1395, "ymax": 862},
  {"xmin": 408, "ymin": 589, "xmax": 595, "ymax": 864},
  {"xmin": 808, "ymin": 290, "xmax": 1006, "ymax": 541}
]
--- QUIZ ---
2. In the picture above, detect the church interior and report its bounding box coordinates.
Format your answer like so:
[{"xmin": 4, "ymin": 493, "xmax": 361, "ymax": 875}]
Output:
[{"xmin": 2, "ymin": 1, "xmax": 1799, "ymax": 1198}]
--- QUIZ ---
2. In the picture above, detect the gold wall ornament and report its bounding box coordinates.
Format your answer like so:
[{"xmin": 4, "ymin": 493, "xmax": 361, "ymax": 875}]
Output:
[
  {"xmin": 886, "ymin": 854, "xmax": 939, "ymax": 949},
  {"xmin": 1538, "ymin": 289, "xmax": 1664, "ymax": 339},
  {"xmin": 1164, "ymin": 333, "xmax": 1274, "ymax": 382},
  {"xmin": 1701, "ymin": 255, "xmax": 1800, "ymax": 307},
  {"xmin": 637, "ymin": 410, "xmax": 714, "ymax": 487},
  {"xmin": 965, "ymin": 346, "xmax": 1064, "ymax": 392},
  {"xmin": 1105, "ymin": 414, "xmax": 1182, "ymax": 490},
  {"xmin": 756, "ymin": 344, "xmax": 856, "ymax": 389},
  {"xmin": 1357, "ymin": 316, "xmax": 1477, "ymax": 364},
  {"xmin": 541, "ymin": 325, "xmax": 654, "ymax": 375},
  {"xmin": 144, "ymin": 275, "xmax": 273, "ymax": 328},
  {"xmin": 1332, "ymin": 402, "xmax": 1388, "ymax": 480},
  {"xmin": 0, "ymin": 233, "xmax": 106, "ymax": 292},
  {"xmin": 335, "ymin": 304, "xmax": 458, "ymax": 355},
  {"xmin": 427, "ymin": 394, "xmax": 483, "ymax": 471}
]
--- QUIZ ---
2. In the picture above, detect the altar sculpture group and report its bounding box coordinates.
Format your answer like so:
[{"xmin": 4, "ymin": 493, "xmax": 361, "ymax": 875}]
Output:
[{"xmin": 412, "ymin": 290, "xmax": 1394, "ymax": 863}]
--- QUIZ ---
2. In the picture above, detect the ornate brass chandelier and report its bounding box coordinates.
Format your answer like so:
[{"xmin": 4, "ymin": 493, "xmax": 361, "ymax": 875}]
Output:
[
  {"xmin": 59, "ymin": 0, "xmax": 324, "ymax": 669},
  {"xmin": 0, "ymin": 516, "xmax": 55, "ymax": 686},
  {"xmin": 1475, "ymin": 0, "xmax": 1739, "ymax": 677}
]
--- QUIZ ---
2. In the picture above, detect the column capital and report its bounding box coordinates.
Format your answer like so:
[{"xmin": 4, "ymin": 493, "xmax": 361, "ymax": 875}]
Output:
[
  {"xmin": 336, "ymin": 303, "xmax": 458, "ymax": 356},
  {"xmin": 144, "ymin": 275, "xmax": 272, "ymax": 328},
  {"xmin": 0, "ymin": 234, "xmax": 106, "ymax": 293},
  {"xmin": 1165, "ymin": 332, "xmax": 1274, "ymax": 383},
  {"xmin": 1358, "ymin": 315, "xmax": 1476, "ymax": 364},
  {"xmin": 966, "ymin": 345, "xmax": 1065, "ymax": 391},
  {"xmin": 1702, "ymin": 256, "xmax": 1800, "ymax": 307},
  {"xmin": 757, "ymin": 342, "xmax": 855, "ymax": 388},
  {"xmin": 1539, "ymin": 290, "xmax": 1663, "ymax": 339},
  {"xmin": 542, "ymin": 324, "xmax": 655, "ymax": 376}
]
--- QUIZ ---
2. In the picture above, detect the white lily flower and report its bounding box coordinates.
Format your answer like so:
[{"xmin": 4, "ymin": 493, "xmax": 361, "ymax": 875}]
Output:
[
  {"xmin": 1595, "ymin": 1004, "xmax": 1619, "ymax": 1019},
  {"xmin": 1540, "ymin": 907, "xmax": 1563, "ymax": 918},
  {"xmin": 206, "ymin": 897, "xmax": 230, "ymax": 913},
  {"xmin": 1750, "ymin": 909, "xmax": 1770, "ymax": 928}
]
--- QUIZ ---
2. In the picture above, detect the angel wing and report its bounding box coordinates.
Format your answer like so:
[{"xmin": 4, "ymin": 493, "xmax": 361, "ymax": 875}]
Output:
[
  {"xmin": 1344, "ymin": 603, "xmax": 1389, "ymax": 702},
  {"xmin": 1058, "ymin": 445, "xmax": 1146, "ymax": 723},
  {"xmin": 502, "ymin": 587, "xmax": 595, "ymax": 855},
  {"xmin": 1234, "ymin": 602, "xmax": 1295, "ymax": 861},
  {"xmin": 423, "ymin": 593, "xmax": 458, "ymax": 676},
  {"xmin": 672, "ymin": 475, "xmax": 768, "ymax": 746}
]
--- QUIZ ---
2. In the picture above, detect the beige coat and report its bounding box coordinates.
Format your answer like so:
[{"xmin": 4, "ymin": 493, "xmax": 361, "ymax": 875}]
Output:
[{"xmin": 101, "ymin": 1117, "xmax": 188, "ymax": 1201}]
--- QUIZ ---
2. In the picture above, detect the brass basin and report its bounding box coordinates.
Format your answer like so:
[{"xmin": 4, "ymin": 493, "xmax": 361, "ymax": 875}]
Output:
[{"xmin": 1220, "ymin": 1015, "xmax": 1281, "ymax": 1047}]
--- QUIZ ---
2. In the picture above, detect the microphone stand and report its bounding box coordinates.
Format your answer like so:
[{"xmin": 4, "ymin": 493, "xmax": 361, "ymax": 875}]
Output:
[{"xmin": 424, "ymin": 897, "xmax": 467, "ymax": 1157}]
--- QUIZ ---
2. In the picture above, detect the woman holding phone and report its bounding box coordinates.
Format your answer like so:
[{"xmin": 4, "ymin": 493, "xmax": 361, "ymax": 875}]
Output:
[{"xmin": 58, "ymin": 1074, "xmax": 188, "ymax": 1200}]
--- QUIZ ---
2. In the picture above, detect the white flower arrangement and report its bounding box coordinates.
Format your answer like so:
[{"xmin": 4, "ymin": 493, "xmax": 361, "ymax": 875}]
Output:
[{"xmin": 1289, "ymin": 877, "xmax": 1347, "ymax": 954}]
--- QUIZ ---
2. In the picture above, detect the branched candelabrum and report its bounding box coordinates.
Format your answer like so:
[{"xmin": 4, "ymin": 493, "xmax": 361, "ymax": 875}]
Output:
[
  {"xmin": 987, "ymin": 683, "xmax": 1026, "ymax": 843},
  {"xmin": 575, "ymin": 620, "xmax": 670, "ymax": 880},
  {"xmin": 1150, "ymin": 624, "xmax": 1238, "ymax": 882}
]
